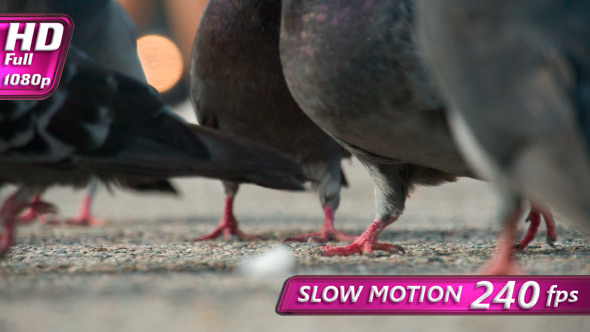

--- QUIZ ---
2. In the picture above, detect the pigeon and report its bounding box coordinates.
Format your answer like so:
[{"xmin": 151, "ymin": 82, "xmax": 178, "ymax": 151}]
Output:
[
  {"xmin": 278, "ymin": 0, "xmax": 470, "ymax": 256},
  {"xmin": 0, "ymin": 47, "xmax": 305, "ymax": 257},
  {"xmin": 279, "ymin": 0, "xmax": 555, "ymax": 258},
  {"xmin": 190, "ymin": 0, "xmax": 352, "ymax": 241},
  {"xmin": 2, "ymin": 0, "xmax": 146, "ymax": 225},
  {"xmin": 416, "ymin": 0, "xmax": 590, "ymax": 273}
]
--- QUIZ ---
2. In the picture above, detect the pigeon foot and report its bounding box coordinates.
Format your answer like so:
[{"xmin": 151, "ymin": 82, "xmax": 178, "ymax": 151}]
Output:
[
  {"xmin": 193, "ymin": 214, "xmax": 257, "ymax": 241},
  {"xmin": 1, "ymin": 189, "xmax": 36, "ymax": 258},
  {"xmin": 18, "ymin": 195, "xmax": 58, "ymax": 224},
  {"xmin": 285, "ymin": 229, "xmax": 357, "ymax": 243},
  {"xmin": 321, "ymin": 218, "xmax": 404, "ymax": 256},
  {"xmin": 480, "ymin": 208, "xmax": 523, "ymax": 275},
  {"xmin": 284, "ymin": 206, "xmax": 356, "ymax": 243},
  {"xmin": 514, "ymin": 205, "xmax": 557, "ymax": 251},
  {"xmin": 193, "ymin": 195, "xmax": 258, "ymax": 241},
  {"xmin": 65, "ymin": 195, "xmax": 107, "ymax": 226}
]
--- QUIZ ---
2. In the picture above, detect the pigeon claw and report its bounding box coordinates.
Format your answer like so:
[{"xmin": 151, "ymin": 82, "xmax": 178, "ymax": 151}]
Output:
[
  {"xmin": 512, "ymin": 243, "xmax": 524, "ymax": 251},
  {"xmin": 547, "ymin": 235, "xmax": 557, "ymax": 249},
  {"xmin": 321, "ymin": 241, "xmax": 404, "ymax": 257},
  {"xmin": 542, "ymin": 208, "xmax": 558, "ymax": 248},
  {"xmin": 284, "ymin": 205, "xmax": 356, "ymax": 243},
  {"xmin": 284, "ymin": 229, "xmax": 357, "ymax": 243},
  {"xmin": 65, "ymin": 195, "xmax": 107, "ymax": 226},
  {"xmin": 514, "ymin": 205, "xmax": 558, "ymax": 251},
  {"xmin": 67, "ymin": 215, "xmax": 108, "ymax": 226},
  {"xmin": 320, "ymin": 218, "xmax": 403, "ymax": 256},
  {"xmin": 18, "ymin": 196, "xmax": 58, "ymax": 224},
  {"xmin": 515, "ymin": 210, "xmax": 541, "ymax": 251},
  {"xmin": 193, "ymin": 226, "xmax": 257, "ymax": 241},
  {"xmin": 193, "ymin": 215, "xmax": 258, "ymax": 241},
  {"xmin": 18, "ymin": 209, "xmax": 39, "ymax": 224}
]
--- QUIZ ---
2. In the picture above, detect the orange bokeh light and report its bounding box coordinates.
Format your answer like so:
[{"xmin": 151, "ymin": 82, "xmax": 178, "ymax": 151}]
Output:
[{"xmin": 137, "ymin": 34, "xmax": 183, "ymax": 93}]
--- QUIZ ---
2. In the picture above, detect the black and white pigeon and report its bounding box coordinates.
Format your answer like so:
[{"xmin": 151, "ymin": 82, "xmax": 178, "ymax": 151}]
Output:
[
  {"xmin": 416, "ymin": 0, "xmax": 590, "ymax": 273},
  {"xmin": 279, "ymin": 0, "xmax": 555, "ymax": 258},
  {"xmin": 190, "ymin": 0, "xmax": 352, "ymax": 241},
  {"xmin": 0, "ymin": 48, "xmax": 305, "ymax": 257},
  {"xmin": 1, "ymin": 0, "xmax": 147, "ymax": 225}
]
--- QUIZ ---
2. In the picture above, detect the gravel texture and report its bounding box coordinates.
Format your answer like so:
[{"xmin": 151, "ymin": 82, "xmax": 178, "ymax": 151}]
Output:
[{"xmin": 1, "ymin": 104, "xmax": 589, "ymax": 331}]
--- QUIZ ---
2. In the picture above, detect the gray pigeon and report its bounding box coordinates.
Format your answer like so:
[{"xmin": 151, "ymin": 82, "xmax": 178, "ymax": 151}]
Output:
[
  {"xmin": 2, "ymin": 0, "xmax": 146, "ymax": 225},
  {"xmin": 279, "ymin": 0, "xmax": 555, "ymax": 258},
  {"xmin": 279, "ymin": 0, "xmax": 471, "ymax": 256},
  {"xmin": 190, "ymin": 0, "xmax": 352, "ymax": 241},
  {"xmin": 0, "ymin": 48, "xmax": 305, "ymax": 257},
  {"xmin": 416, "ymin": 0, "xmax": 590, "ymax": 273}
]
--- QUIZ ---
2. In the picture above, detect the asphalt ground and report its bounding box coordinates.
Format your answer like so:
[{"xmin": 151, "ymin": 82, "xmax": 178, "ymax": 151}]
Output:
[{"xmin": 1, "ymin": 103, "xmax": 589, "ymax": 331}]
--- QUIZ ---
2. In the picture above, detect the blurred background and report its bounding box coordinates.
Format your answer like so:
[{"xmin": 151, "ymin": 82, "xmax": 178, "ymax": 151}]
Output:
[{"xmin": 116, "ymin": 0, "xmax": 208, "ymax": 104}]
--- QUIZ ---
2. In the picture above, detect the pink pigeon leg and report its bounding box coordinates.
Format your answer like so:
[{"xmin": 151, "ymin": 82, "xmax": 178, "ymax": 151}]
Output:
[
  {"xmin": 479, "ymin": 208, "xmax": 523, "ymax": 275},
  {"xmin": 193, "ymin": 195, "xmax": 257, "ymax": 241},
  {"xmin": 514, "ymin": 210, "xmax": 541, "ymax": 251},
  {"xmin": 18, "ymin": 194, "xmax": 57, "ymax": 224},
  {"xmin": 1, "ymin": 189, "xmax": 37, "ymax": 258},
  {"xmin": 534, "ymin": 203, "xmax": 557, "ymax": 247},
  {"xmin": 67, "ymin": 179, "xmax": 107, "ymax": 226},
  {"xmin": 321, "ymin": 216, "xmax": 404, "ymax": 256},
  {"xmin": 284, "ymin": 206, "xmax": 356, "ymax": 243},
  {"xmin": 18, "ymin": 194, "xmax": 41, "ymax": 224},
  {"xmin": 515, "ymin": 204, "xmax": 557, "ymax": 251}
]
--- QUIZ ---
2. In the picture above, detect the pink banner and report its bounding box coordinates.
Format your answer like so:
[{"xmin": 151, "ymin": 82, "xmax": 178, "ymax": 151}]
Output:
[
  {"xmin": 276, "ymin": 276, "xmax": 590, "ymax": 315},
  {"xmin": 0, "ymin": 15, "xmax": 74, "ymax": 99}
]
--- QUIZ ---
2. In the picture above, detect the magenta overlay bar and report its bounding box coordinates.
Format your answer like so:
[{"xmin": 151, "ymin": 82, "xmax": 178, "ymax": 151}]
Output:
[
  {"xmin": 0, "ymin": 14, "xmax": 74, "ymax": 99},
  {"xmin": 276, "ymin": 276, "xmax": 590, "ymax": 315}
]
